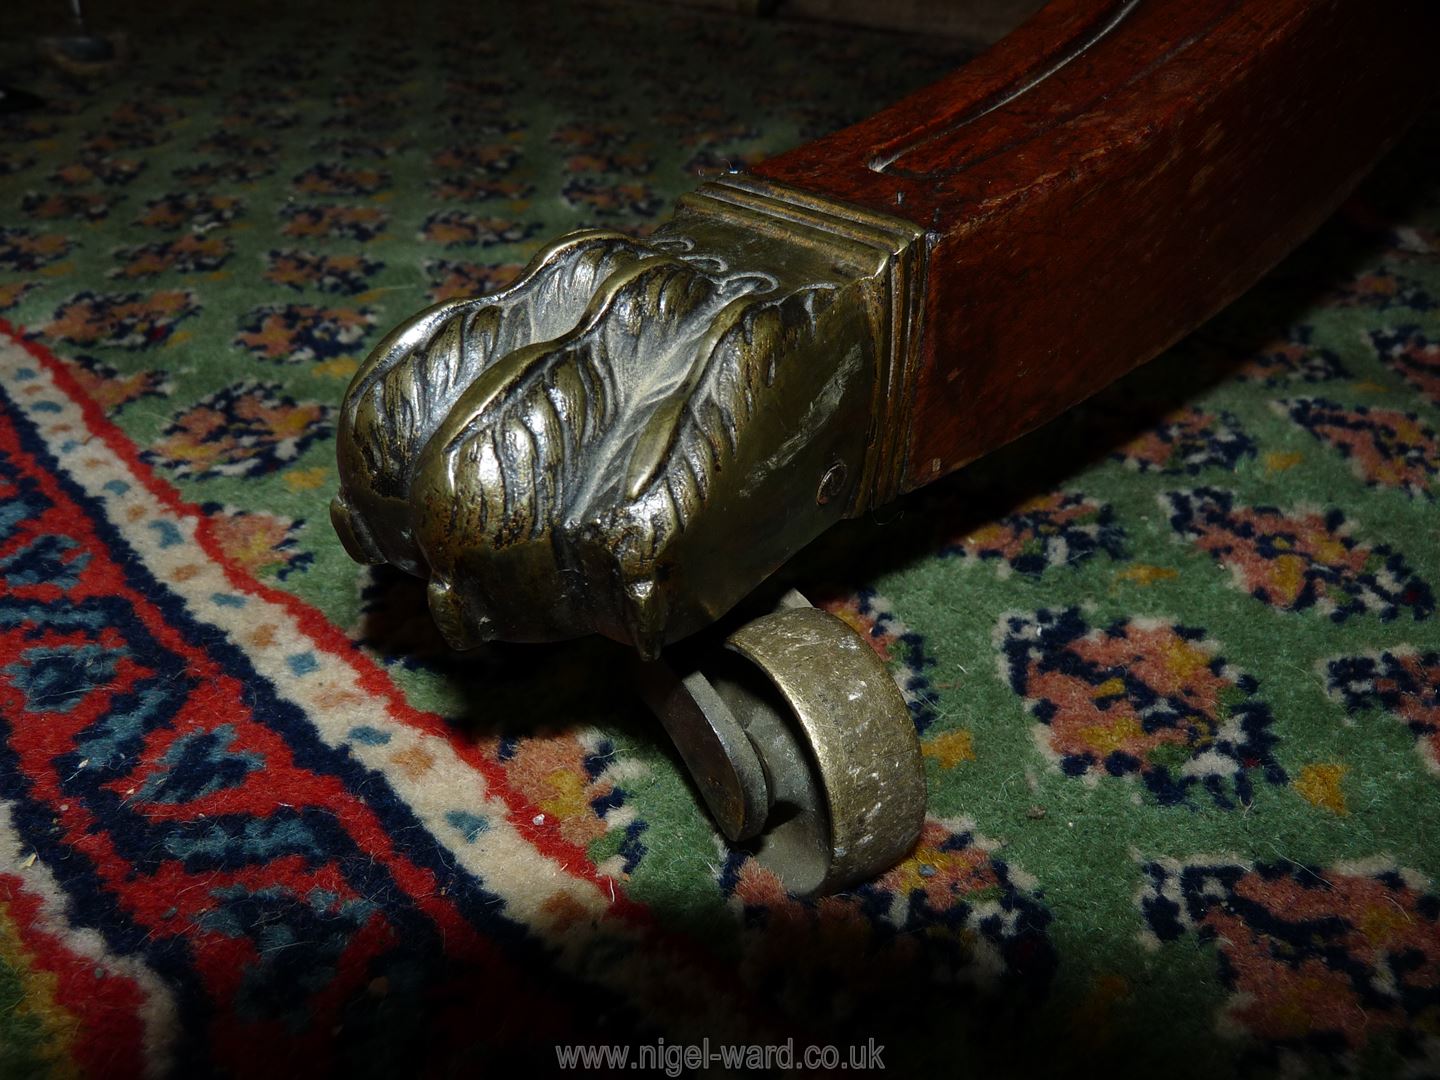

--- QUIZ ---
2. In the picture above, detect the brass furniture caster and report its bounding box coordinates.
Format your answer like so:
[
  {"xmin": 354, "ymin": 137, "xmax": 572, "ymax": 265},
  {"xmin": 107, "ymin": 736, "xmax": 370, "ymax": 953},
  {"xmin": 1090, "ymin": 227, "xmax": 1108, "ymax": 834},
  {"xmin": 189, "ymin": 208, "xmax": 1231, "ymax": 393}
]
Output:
[
  {"xmin": 637, "ymin": 590, "xmax": 925, "ymax": 896},
  {"xmin": 331, "ymin": 0, "xmax": 1431, "ymax": 894}
]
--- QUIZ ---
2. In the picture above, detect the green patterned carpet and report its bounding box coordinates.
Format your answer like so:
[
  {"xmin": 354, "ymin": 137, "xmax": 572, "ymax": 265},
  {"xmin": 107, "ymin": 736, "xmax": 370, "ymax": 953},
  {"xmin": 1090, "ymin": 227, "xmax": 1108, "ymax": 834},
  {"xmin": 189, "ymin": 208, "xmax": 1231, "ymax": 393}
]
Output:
[{"xmin": 0, "ymin": 2, "xmax": 1437, "ymax": 1076}]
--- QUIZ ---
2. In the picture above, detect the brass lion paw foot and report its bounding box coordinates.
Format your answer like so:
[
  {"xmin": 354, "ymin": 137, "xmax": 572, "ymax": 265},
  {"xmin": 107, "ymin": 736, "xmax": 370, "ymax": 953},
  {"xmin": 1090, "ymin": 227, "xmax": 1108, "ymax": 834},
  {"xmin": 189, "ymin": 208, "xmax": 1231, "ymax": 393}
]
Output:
[{"xmin": 333, "ymin": 177, "xmax": 923, "ymax": 659}]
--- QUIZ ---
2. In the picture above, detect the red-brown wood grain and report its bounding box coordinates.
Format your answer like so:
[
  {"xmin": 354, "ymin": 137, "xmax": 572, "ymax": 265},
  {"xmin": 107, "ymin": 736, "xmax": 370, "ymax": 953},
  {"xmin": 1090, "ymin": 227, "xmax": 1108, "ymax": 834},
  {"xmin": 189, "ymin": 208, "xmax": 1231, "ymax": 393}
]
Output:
[{"xmin": 753, "ymin": 0, "xmax": 1436, "ymax": 492}]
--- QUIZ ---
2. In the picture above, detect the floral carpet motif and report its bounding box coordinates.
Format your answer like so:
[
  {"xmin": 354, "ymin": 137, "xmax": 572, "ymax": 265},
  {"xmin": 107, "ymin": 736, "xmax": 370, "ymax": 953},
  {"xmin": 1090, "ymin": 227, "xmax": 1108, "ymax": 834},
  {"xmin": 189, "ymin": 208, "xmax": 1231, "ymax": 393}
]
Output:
[{"xmin": 1, "ymin": 2, "xmax": 1438, "ymax": 1076}]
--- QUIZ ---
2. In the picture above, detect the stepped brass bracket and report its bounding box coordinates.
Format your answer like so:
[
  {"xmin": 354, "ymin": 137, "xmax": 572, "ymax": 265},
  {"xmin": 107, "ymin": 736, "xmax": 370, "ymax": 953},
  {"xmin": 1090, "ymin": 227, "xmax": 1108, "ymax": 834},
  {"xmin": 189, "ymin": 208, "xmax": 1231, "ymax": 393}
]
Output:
[{"xmin": 332, "ymin": 175, "xmax": 926, "ymax": 658}]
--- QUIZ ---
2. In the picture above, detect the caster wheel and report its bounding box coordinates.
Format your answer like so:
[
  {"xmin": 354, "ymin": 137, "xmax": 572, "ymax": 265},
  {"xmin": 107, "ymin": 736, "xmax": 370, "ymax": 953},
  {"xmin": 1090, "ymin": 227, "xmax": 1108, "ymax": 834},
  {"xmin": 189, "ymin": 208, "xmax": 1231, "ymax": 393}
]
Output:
[{"xmin": 641, "ymin": 590, "xmax": 926, "ymax": 895}]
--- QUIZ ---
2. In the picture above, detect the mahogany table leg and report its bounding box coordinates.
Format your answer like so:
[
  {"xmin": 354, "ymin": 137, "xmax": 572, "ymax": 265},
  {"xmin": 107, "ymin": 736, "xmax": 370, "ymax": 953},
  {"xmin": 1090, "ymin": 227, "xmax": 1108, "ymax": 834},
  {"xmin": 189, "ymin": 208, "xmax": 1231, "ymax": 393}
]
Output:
[
  {"xmin": 332, "ymin": 0, "xmax": 1435, "ymax": 890},
  {"xmin": 335, "ymin": 0, "xmax": 1434, "ymax": 656}
]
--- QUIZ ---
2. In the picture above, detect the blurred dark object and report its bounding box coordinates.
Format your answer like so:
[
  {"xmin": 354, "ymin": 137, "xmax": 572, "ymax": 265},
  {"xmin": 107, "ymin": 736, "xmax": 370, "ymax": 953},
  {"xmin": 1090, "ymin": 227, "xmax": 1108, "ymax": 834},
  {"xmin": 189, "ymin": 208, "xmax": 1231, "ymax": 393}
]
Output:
[
  {"xmin": 38, "ymin": 0, "xmax": 126, "ymax": 76},
  {"xmin": 659, "ymin": 0, "xmax": 1046, "ymax": 41},
  {"xmin": 0, "ymin": 84, "xmax": 46, "ymax": 113}
]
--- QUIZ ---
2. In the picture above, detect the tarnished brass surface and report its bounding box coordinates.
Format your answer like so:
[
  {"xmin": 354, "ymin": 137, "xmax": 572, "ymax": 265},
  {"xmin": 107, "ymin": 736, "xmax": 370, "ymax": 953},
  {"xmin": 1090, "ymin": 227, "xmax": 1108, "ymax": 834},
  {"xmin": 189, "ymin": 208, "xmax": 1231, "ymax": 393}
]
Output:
[
  {"xmin": 635, "ymin": 654, "xmax": 771, "ymax": 844},
  {"xmin": 642, "ymin": 590, "xmax": 925, "ymax": 895},
  {"xmin": 332, "ymin": 175, "xmax": 924, "ymax": 658},
  {"xmin": 722, "ymin": 593, "xmax": 925, "ymax": 894}
]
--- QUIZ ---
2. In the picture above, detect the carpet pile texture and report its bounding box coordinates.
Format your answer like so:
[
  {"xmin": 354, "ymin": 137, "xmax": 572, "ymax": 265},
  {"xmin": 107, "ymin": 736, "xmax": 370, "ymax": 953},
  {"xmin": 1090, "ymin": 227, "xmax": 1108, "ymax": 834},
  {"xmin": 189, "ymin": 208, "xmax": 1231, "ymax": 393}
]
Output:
[{"xmin": 0, "ymin": 2, "xmax": 1437, "ymax": 1076}]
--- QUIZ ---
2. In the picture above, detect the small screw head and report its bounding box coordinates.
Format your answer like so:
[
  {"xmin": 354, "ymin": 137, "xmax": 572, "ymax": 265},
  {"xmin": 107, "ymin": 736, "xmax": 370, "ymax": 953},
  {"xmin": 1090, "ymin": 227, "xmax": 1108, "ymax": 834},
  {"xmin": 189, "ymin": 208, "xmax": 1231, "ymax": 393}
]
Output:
[{"xmin": 816, "ymin": 461, "xmax": 847, "ymax": 505}]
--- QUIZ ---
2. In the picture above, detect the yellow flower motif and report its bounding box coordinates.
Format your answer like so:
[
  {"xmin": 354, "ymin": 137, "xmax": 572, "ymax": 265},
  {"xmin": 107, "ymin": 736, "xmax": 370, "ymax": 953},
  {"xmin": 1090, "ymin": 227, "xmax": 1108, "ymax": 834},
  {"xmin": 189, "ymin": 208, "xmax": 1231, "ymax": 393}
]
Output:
[
  {"xmin": 1294, "ymin": 762, "xmax": 1348, "ymax": 814},
  {"xmin": 283, "ymin": 466, "xmax": 330, "ymax": 492},
  {"xmin": 1265, "ymin": 451, "xmax": 1303, "ymax": 472},
  {"xmin": 922, "ymin": 730, "xmax": 975, "ymax": 769},
  {"xmin": 539, "ymin": 767, "xmax": 588, "ymax": 821},
  {"xmin": 1163, "ymin": 637, "xmax": 1211, "ymax": 682},
  {"xmin": 1080, "ymin": 715, "xmax": 1145, "ymax": 756},
  {"xmin": 313, "ymin": 357, "xmax": 359, "ymax": 379},
  {"xmin": 1114, "ymin": 564, "xmax": 1179, "ymax": 587}
]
